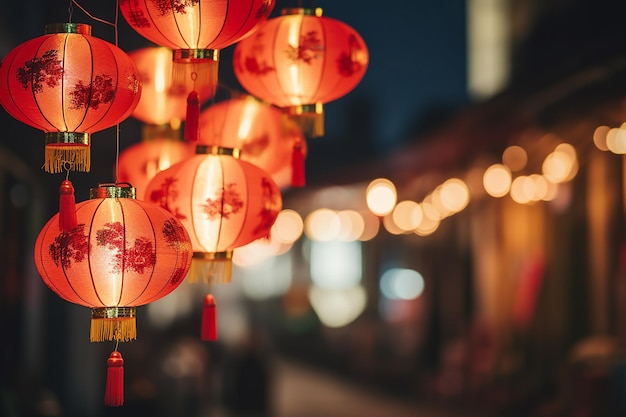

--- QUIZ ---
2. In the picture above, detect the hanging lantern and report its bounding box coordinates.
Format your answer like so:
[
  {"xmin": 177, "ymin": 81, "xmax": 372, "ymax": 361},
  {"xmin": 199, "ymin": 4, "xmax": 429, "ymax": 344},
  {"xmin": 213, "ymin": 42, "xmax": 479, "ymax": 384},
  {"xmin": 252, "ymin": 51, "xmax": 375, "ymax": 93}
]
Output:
[
  {"xmin": 198, "ymin": 95, "xmax": 307, "ymax": 188},
  {"xmin": 145, "ymin": 147, "xmax": 281, "ymax": 341},
  {"xmin": 119, "ymin": 0, "xmax": 275, "ymax": 138},
  {"xmin": 34, "ymin": 182, "xmax": 193, "ymax": 342},
  {"xmin": 128, "ymin": 46, "xmax": 217, "ymax": 126},
  {"xmin": 233, "ymin": 8, "xmax": 369, "ymax": 137},
  {"xmin": 118, "ymin": 125, "xmax": 195, "ymax": 200},
  {"xmin": 144, "ymin": 146, "xmax": 282, "ymax": 285},
  {"xmin": 0, "ymin": 23, "xmax": 141, "ymax": 173},
  {"xmin": 35, "ymin": 182, "xmax": 192, "ymax": 406}
]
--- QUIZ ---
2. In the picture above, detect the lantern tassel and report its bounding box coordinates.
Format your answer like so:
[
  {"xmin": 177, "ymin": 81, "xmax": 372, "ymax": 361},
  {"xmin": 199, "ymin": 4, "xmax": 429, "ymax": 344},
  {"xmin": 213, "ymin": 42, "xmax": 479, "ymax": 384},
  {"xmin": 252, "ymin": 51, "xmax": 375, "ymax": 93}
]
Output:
[
  {"xmin": 291, "ymin": 139, "xmax": 306, "ymax": 187},
  {"xmin": 105, "ymin": 351, "xmax": 124, "ymax": 407},
  {"xmin": 201, "ymin": 294, "xmax": 218, "ymax": 341},
  {"xmin": 90, "ymin": 317, "xmax": 137, "ymax": 342},
  {"xmin": 184, "ymin": 91, "xmax": 200, "ymax": 142},
  {"xmin": 59, "ymin": 179, "xmax": 78, "ymax": 232}
]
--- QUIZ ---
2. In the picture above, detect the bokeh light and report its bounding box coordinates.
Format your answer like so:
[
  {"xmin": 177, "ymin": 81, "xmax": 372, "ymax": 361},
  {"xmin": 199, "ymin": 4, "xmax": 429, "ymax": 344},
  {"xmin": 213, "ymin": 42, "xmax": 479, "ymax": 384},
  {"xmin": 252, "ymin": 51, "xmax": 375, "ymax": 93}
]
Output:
[
  {"xmin": 502, "ymin": 145, "xmax": 527, "ymax": 171},
  {"xmin": 305, "ymin": 208, "xmax": 341, "ymax": 241},
  {"xmin": 380, "ymin": 268, "xmax": 425, "ymax": 300},
  {"xmin": 366, "ymin": 178, "xmax": 397, "ymax": 216},
  {"xmin": 273, "ymin": 209, "xmax": 304, "ymax": 244},
  {"xmin": 483, "ymin": 163, "xmax": 512, "ymax": 197},
  {"xmin": 392, "ymin": 200, "xmax": 423, "ymax": 231}
]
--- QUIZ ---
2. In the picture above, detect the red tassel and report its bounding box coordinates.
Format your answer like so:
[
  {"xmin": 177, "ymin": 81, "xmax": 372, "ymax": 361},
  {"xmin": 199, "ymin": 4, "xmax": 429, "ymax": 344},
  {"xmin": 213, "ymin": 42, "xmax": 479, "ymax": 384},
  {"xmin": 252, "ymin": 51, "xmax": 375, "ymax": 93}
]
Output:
[
  {"xmin": 59, "ymin": 180, "xmax": 78, "ymax": 232},
  {"xmin": 184, "ymin": 91, "xmax": 200, "ymax": 142},
  {"xmin": 201, "ymin": 294, "xmax": 218, "ymax": 341},
  {"xmin": 105, "ymin": 351, "xmax": 124, "ymax": 407},
  {"xmin": 291, "ymin": 140, "xmax": 306, "ymax": 187}
]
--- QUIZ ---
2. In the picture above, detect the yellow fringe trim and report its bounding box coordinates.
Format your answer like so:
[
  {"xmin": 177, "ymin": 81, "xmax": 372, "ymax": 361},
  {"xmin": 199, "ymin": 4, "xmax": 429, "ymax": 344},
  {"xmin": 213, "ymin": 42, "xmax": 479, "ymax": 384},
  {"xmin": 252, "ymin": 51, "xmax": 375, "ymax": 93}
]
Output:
[
  {"xmin": 45, "ymin": 146, "xmax": 91, "ymax": 173},
  {"xmin": 188, "ymin": 257, "xmax": 233, "ymax": 285},
  {"xmin": 90, "ymin": 317, "xmax": 137, "ymax": 342}
]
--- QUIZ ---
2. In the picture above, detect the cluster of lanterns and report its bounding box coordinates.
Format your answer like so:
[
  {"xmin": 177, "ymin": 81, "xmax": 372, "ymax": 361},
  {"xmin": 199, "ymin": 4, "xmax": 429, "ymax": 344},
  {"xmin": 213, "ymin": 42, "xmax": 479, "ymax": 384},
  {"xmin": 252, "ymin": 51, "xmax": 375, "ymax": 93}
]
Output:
[{"xmin": 0, "ymin": 0, "xmax": 368, "ymax": 408}]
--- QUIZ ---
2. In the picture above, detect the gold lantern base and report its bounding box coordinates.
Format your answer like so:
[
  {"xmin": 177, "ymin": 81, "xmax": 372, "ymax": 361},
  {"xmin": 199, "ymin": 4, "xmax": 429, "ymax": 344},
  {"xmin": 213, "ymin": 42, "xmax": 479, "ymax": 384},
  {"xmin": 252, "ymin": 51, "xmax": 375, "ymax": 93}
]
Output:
[
  {"xmin": 285, "ymin": 103, "xmax": 324, "ymax": 138},
  {"xmin": 189, "ymin": 251, "xmax": 233, "ymax": 284},
  {"xmin": 44, "ymin": 132, "xmax": 90, "ymax": 173},
  {"xmin": 90, "ymin": 307, "xmax": 137, "ymax": 342}
]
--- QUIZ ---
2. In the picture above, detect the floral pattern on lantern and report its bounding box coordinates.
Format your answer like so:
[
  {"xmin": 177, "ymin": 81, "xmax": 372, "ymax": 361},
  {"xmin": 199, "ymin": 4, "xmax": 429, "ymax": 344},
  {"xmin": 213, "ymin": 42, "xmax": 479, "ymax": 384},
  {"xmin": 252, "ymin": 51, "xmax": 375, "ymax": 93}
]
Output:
[
  {"xmin": 198, "ymin": 96, "xmax": 307, "ymax": 188},
  {"xmin": 233, "ymin": 8, "xmax": 369, "ymax": 137},
  {"xmin": 145, "ymin": 147, "xmax": 282, "ymax": 284},
  {"xmin": 0, "ymin": 23, "xmax": 141, "ymax": 173},
  {"xmin": 34, "ymin": 184, "xmax": 192, "ymax": 342}
]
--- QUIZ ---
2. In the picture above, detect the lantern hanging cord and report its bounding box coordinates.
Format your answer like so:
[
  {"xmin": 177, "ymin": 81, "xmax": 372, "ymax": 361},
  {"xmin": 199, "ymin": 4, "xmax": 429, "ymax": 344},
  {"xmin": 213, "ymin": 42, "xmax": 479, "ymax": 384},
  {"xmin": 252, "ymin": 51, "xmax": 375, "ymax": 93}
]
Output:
[
  {"xmin": 71, "ymin": 1, "xmax": 117, "ymax": 37},
  {"xmin": 68, "ymin": 0, "xmax": 74, "ymax": 22}
]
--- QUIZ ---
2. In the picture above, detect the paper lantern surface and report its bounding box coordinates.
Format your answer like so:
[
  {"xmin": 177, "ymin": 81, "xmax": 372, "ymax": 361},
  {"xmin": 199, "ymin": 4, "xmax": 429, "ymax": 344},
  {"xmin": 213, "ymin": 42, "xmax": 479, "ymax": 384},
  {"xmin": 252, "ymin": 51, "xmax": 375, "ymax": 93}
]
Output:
[
  {"xmin": 145, "ymin": 153, "xmax": 283, "ymax": 255},
  {"xmin": 34, "ymin": 186, "xmax": 192, "ymax": 310},
  {"xmin": 198, "ymin": 96, "xmax": 306, "ymax": 188},
  {"xmin": 233, "ymin": 10, "xmax": 368, "ymax": 108}
]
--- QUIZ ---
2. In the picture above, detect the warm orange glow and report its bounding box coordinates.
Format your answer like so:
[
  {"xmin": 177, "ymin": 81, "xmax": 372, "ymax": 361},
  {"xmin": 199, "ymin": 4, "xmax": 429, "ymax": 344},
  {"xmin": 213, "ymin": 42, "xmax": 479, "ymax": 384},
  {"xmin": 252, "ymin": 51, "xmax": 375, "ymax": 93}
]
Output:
[
  {"xmin": 273, "ymin": 209, "xmax": 304, "ymax": 244},
  {"xmin": 392, "ymin": 200, "xmax": 423, "ymax": 231},
  {"xmin": 366, "ymin": 178, "xmax": 397, "ymax": 216},
  {"xmin": 510, "ymin": 176, "xmax": 532, "ymax": 204},
  {"xmin": 593, "ymin": 125, "xmax": 610, "ymax": 151},
  {"xmin": 502, "ymin": 145, "xmax": 527, "ymax": 172},
  {"xmin": 337, "ymin": 210, "xmax": 365, "ymax": 242},
  {"xmin": 304, "ymin": 208, "xmax": 341, "ymax": 241},
  {"xmin": 383, "ymin": 213, "xmax": 406, "ymax": 235},
  {"xmin": 358, "ymin": 210, "xmax": 380, "ymax": 241},
  {"xmin": 234, "ymin": 10, "xmax": 369, "ymax": 108},
  {"xmin": 198, "ymin": 97, "xmax": 307, "ymax": 189},
  {"xmin": 542, "ymin": 143, "xmax": 578, "ymax": 183},
  {"xmin": 34, "ymin": 185, "xmax": 192, "ymax": 310},
  {"xmin": 606, "ymin": 124, "xmax": 626, "ymax": 154},
  {"xmin": 439, "ymin": 178, "xmax": 470, "ymax": 213},
  {"xmin": 483, "ymin": 163, "xmax": 512, "ymax": 197}
]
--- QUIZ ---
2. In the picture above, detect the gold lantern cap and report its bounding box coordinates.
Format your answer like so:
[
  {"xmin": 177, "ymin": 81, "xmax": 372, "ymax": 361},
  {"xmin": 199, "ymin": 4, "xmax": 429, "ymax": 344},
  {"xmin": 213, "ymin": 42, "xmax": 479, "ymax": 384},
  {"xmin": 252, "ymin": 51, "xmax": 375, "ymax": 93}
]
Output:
[
  {"xmin": 281, "ymin": 8, "xmax": 323, "ymax": 16},
  {"xmin": 45, "ymin": 23, "xmax": 92, "ymax": 35},
  {"xmin": 90, "ymin": 183, "xmax": 136, "ymax": 199}
]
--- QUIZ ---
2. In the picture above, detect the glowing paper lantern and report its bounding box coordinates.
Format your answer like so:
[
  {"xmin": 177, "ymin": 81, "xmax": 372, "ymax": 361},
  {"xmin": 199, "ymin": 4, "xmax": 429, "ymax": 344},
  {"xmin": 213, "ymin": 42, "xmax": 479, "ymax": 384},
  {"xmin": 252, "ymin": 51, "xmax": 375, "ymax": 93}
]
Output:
[
  {"xmin": 34, "ymin": 183, "xmax": 192, "ymax": 341},
  {"xmin": 233, "ymin": 8, "xmax": 369, "ymax": 137},
  {"xmin": 119, "ymin": 0, "xmax": 275, "ymax": 105},
  {"xmin": 0, "ymin": 23, "xmax": 141, "ymax": 173},
  {"xmin": 145, "ymin": 146, "xmax": 281, "ymax": 341},
  {"xmin": 34, "ymin": 182, "xmax": 192, "ymax": 406},
  {"xmin": 198, "ymin": 96, "xmax": 307, "ymax": 188},
  {"xmin": 145, "ymin": 146, "xmax": 282, "ymax": 284},
  {"xmin": 128, "ymin": 46, "xmax": 216, "ymax": 125}
]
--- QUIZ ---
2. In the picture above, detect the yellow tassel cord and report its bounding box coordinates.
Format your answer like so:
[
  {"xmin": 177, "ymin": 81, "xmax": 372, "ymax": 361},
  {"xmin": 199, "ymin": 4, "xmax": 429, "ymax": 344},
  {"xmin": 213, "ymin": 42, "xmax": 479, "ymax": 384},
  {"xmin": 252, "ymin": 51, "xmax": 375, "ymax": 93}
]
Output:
[
  {"xmin": 172, "ymin": 60, "xmax": 218, "ymax": 98},
  {"xmin": 44, "ymin": 145, "xmax": 91, "ymax": 173},
  {"xmin": 188, "ymin": 257, "xmax": 233, "ymax": 285},
  {"xmin": 90, "ymin": 317, "xmax": 137, "ymax": 343}
]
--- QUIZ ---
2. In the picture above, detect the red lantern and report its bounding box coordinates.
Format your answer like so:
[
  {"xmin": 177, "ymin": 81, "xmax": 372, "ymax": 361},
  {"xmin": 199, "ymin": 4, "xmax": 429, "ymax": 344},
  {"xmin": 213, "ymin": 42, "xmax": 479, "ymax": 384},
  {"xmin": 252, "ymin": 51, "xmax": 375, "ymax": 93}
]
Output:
[
  {"xmin": 119, "ymin": 0, "xmax": 275, "ymax": 117},
  {"xmin": 35, "ymin": 182, "xmax": 192, "ymax": 406},
  {"xmin": 233, "ymin": 8, "xmax": 369, "ymax": 137},
  {"xmin": 0, "ymin": 23, "xmax": 141, "ymax": 173},
  {"xmin": 145, "ymin": 148, "xmax": 281, "ymax": 341},
  {"xmin": 145, "ymin": 146, "xmax": 282, "ymax": 284},
  {"xmin": 198, "ymin": 96, "xmax": 307, "ymax": 188},
  {"xmin": 34, "ymin": 183, "xmax": 192, "ymax": 342},
  {"xmin": 128, "ymin": 47, "xmax": 216, "ymax": 125}
]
